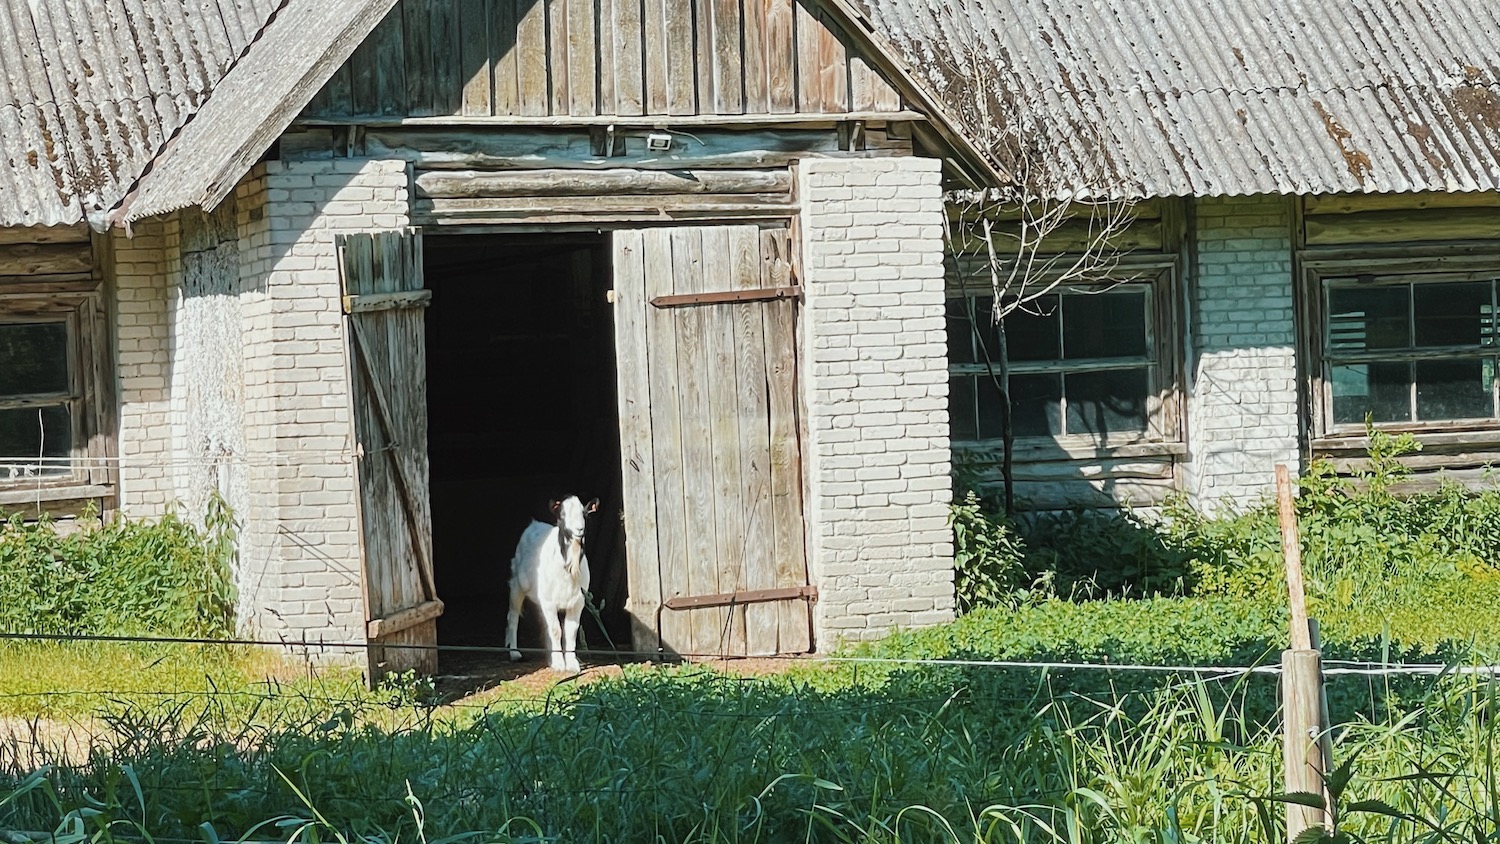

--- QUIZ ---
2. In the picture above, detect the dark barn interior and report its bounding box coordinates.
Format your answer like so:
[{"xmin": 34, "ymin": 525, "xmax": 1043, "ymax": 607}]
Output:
[{"xmin": 423, "ymin": 233, "xmax": 628, "ymax": 673}]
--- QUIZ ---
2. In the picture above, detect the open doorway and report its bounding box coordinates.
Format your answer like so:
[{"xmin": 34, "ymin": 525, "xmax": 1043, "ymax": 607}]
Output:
[{"xmin": 423, "ymin": 233, "xmax": 628, "ymax": 676}]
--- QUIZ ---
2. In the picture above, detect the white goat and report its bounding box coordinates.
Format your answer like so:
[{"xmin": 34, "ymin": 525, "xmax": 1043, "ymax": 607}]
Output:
[{"xmin": 505, "ymin": 495, "xmax": 598, "ymax": 672}]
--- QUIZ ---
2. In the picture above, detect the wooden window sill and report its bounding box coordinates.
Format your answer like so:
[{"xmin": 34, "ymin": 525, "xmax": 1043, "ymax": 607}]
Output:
[
  {"xmin": 0, "ymin": 483, "xmax": 113, "ymax": 507},
  {"xmin": 954, "ymin": 439, "xmax": 1187, "ymax": 462}
]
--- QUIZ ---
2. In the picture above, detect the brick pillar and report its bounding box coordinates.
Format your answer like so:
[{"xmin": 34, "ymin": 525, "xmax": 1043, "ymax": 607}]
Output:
[
  {"xmin": 243, "ymin": 158, "xmax": 410, "ymax": 646},
  {"xmin": 797, "ymin": 157, "xmax": 955, "ymax": 645},
  {"xmin": 114, "ymin": 215, "xmax": 182, "ymax": 515},
  {"xmin": 1184, "ymin": 195, "xmax": 1301, "ymax": 512}
]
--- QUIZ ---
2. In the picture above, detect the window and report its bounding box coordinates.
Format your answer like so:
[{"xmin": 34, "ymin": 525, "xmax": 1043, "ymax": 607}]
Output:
[
  {"xmin": 0, "ymin": 293, "xmax": 105, "ymax": 492},
  {"xmin": 1321, "ymin": 271, "xmax": 1500, "ymax": 429},
  {"xmin": 947, "ymin": 273, "xmax": 1176, "ymax": 449}
]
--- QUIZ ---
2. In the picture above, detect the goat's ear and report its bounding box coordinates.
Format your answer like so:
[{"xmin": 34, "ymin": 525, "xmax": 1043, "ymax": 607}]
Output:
[
  {"xmin": 549, "ymin": 499, "xmax": 562, "ymax": 515},
  {"xmin": 585, "ymin": 498, "xmax": 600, "ymax": 514}
]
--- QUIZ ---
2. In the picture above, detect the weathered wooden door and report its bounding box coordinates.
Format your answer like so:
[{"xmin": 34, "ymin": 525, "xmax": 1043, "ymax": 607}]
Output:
[
  {"xmin": 337, "ymin": 229, "xmax": 442, "ymax": 681},
  {"xmin": 614, "ymin": 225, "xmax": 813, "ymax": 659}
]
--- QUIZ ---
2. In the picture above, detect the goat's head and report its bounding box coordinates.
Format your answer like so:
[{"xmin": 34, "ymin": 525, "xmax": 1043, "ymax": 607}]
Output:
[
  {"xmin": 550, "ymin": 496, "xmax": 600, "ymax": 580},
  {"xmin": 550, "ymin": 495, "xmax": 601, "ymax": 542}
]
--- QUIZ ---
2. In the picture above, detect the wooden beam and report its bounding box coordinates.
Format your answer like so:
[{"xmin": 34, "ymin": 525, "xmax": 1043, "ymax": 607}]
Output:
[
  {"xmin": 367, "ymin": 599, "xmax": 445, "ymax": 639},
  {"xmin": 661, "ymin": 584, "xmax": 817, "ymax": 610},
  {"xmin": 414, "ymin": 168, "xmax": 792, "ymax": 197},
  {"xmin": 0, "ymin": 243, "xmax": 93, "ymax": 276},
  {"xmin": 341, "ymin": 289, "xmax": 433, "ymax": 314},
  {"xmin": 298, "ymin": 110, "xmax": 927, "ymax": 128}
]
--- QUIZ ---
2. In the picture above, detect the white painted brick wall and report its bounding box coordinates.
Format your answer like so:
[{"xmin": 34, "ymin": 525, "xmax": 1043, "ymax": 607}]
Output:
[
  {"xmin": 251, "ymin": 158, "xmax": 410, "ymax": 647},
  {"xmin": 1185, "ymin": 195, "xmax": 1300, "ymax": 511},
  {"xmin": 114, "ymin": 159, "xmax": 410, "ymax": 654},
  {"xmin": 115, "ymin": 216, "xmax": 181, "ymax": 513},
  {"xmin": 798, "ymin": 157, "xmax": 955, "ymax": 644}
]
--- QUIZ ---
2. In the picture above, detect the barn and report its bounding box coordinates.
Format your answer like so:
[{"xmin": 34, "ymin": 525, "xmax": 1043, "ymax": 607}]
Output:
[
  {"xmin": 2, "ymin": 0, "xmax": 1498, "ymax": 678},
  {"xmin": 0, "ymin": 0, "xmax": 962, "ymax": 676}
]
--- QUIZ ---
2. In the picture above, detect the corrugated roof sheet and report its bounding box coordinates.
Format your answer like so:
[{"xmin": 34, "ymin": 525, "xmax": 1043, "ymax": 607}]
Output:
[
  {"xmin": 120, "ymin": 0, "xmax": 401, "ymax": 222},
  {"xmin": 855, "ymin": 0, "xmax": 1500, "ymax": 197},
  {"xmin": 0, "ymin": 0, "xmax": 282, "ymax": 227}
]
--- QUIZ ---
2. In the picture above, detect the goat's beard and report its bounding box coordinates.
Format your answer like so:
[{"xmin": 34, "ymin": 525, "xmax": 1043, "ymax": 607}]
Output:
[{"xmin": 564, "ymin": 536, "xmax": 584, "ymax": 580}]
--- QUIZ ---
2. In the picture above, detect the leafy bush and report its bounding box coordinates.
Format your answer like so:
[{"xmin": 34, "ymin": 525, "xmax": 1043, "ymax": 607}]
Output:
[
  {"xmin": 1017, "ymin": 507, "xmax": 1194, "ymax": 599},
  {"xmin": 0, "ymin": 496, "xmax": 238, "ymax": 638}
]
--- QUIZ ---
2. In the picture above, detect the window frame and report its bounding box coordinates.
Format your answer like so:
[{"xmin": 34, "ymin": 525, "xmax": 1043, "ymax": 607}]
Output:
[
  {"xmin": 0, "ymin": 274, "xmax": 113, "ymax": 507},
  {"xmin": 1302, "ymin": 252, "xmax": 1500, "ymax": 447},
  {"xmin": 946, "ymin": 259, "xmax": 1184, "ymax": 459}
]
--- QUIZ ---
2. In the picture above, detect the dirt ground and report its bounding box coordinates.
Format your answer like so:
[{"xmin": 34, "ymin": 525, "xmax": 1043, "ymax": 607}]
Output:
[{"xmin": 435, "ymin": 651, "xmax": 813, "ymax": 702}]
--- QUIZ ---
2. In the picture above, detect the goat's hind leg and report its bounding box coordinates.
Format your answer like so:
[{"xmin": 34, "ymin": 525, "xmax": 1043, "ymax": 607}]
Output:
[{"xmin": 504, "ymin": 582, "xmax": 525, "ymax": 662}]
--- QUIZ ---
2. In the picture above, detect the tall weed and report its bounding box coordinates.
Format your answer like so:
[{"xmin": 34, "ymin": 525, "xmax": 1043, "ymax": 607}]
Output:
[{"xmin": 0, "ymin": 495, "xmax": 238, "ymax": 638}]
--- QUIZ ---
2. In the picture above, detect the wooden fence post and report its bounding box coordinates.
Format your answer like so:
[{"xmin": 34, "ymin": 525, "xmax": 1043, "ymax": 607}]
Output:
[{"xmin": 1276, "ymin": 464, "xmax": 1331, "ymax": 841}]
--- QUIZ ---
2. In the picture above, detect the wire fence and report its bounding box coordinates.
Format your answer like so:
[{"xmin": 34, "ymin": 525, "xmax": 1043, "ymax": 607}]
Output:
[{"xmin": 3, "ymin": 628, "xmax": 1495, "ymax": 843}]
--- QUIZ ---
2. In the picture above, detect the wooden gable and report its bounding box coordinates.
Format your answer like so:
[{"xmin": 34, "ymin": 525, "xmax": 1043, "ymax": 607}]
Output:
[{"xmin": 302, "ymin": 0, "xmax": 905, "ymax": 121}]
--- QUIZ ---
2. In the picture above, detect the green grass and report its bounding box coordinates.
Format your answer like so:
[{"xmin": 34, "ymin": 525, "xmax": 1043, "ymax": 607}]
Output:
[{"xmin": 2, "ymin": 623, "xmax": 1499, "ymax": 843}]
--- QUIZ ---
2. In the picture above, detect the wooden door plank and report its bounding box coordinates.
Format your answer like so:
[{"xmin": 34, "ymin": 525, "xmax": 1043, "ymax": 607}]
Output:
[
  {"xmin": 565, "ymin": 0, "xmax": 597, "ymax": 114},
  {"xmin": 339, "ymin": 230, "xmax": 439, "ymax": 680},
  {"xmin": 663, "ymin": 0, "xmax": 695, "ymax": 114},
  {"xmin": 670, "ymin": 227, "xmax": 722, "ymax": 656},
  {"xmin": 613, "ymin": 230, "xmax": 663, "ymax": 654},
  {"xmin": 642, "ymin": 0, "xmax": 668, "ymax": 114},
  {"xmin": 761, "ymin": 229, "xmax": 811, "ymax": 652},
  {"xmin": 700, "ymin": 227, "xmax": 746, "ymax": 653},
  {"xmin": 459, "ymin": 0, "xmax": 493, "ymax": 115},
  {"xmin": 765, "ymin": 0, "xmax": 795, "ymax": 113},
  {"xmin": 730, "ymin": 229, "xmax": 777, "ymax": 655},
  {"xmin": 694, "ymin": 0, "xmax": 714, "ymax": 113},
  {"xmin": 643, "ymin": 230, "xmax": 693, "ymax": 656},
  {"xmin": 548, "ymin": 0, "xmax": 571, "ymax": 114},
  {"xmin": 610, "ymin": 0, "xmax": 644, "ymax": 114},
  {"xmin": 741, "ymin": 0, "xmax": 768, "ymax": 113},
  {"xmin": 517, "ymin": 0, "xmax": 550, "ymax": 115},
  {"xmin": 491, "ymin": 0, "xmax": 519, "ymax": 114},
  {"xmin": 403, "ymin": 0, "xmax": 435, "ymax": 115},
  {"xmin": 431, "ymin": 0, "xmax": 463, "ymax": 114},
  {"xmin": 710, "ymin": 0, "xmax": 743, "ymax": 113}
]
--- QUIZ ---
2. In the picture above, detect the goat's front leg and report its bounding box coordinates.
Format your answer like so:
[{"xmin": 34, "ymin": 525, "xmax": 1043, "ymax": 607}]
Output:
[
  {"xmin": 541, "ymin": 607, "xmax": 566, "ymax": 671},
  {"xmin": 561, "ymin": 606, "xmax": 582, "ymax": 673},
  {"xmin": 505, "ymin": 585, "xmax": 525, "ymax": 662}
]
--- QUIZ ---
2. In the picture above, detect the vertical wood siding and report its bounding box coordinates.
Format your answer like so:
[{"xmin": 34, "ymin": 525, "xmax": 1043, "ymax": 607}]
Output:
[{"xmin": 305, "ymin": 0, "xmax": 904, "ymax": 119}]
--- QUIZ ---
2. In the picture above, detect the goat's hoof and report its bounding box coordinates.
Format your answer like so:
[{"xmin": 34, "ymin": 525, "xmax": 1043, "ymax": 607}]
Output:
[
  {"xmin": 548, "ymin": 661, "xmax": 567, "ymax": 672},
  {"xmin": 565, "ymin": 659, "xmax": 581, "ymax": 673},
  {"xmin": 508, "ymin": 650, "xmax": 522, "ymax": 662}
]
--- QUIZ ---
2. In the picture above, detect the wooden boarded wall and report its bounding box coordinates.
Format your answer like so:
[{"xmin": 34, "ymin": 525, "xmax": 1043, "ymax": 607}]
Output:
[
  {"xmin": 303, "ymin": 0, "xmax": 904, "ymax": 120},
  {"xmin": 1303, "ymin": 191, "xmax": 1500, "ymax": 247}
]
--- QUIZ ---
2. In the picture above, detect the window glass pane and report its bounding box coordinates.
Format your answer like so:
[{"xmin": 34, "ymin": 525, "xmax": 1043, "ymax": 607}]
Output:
[
  {"xmin": 945, "ymin": 299, "xmax": 975, "ymax": 365},
  {"xmin": 1414, "ymin": 282, "xmax": 1492, "ymax": 348},
  {"xmin": 0, "ymin": 322, "xmax": 69, "ymax": 397},
  {"xmin": 1065, "ymin": 368, "xmax": 1149, "ymax": 437},
  {"xmin": 1415, "ymin": 358, "xmax": 1493, "ymax": 421},
  {"xmin": 1062, "ymin": 289, "xmax": 1148, "ymax": 360},
  {"xmin": 1328, "ymin": 286, "xmax": 1410, "ymax": 352},
  {"xmin": 976, "ymin": 372, "xmax": 1008, "ymax": 440},
  {"xmin": 1331, "ymin": 361, "xmax": 1411, "ymax": 423},
  {"xmin": 1002, "ymin": 294, "xmax": 1061, "ymax": 362},
  {"xmin": 0, "ymin": 405, "xmax": 72, "ymax": 476},
  {"xmin": 1010, "ymin": 373, "xmax": 1063, "ymax": 437},
  {"xmin": 949, "ymin": 376, "xmax": 978, "ymax": 441}
]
